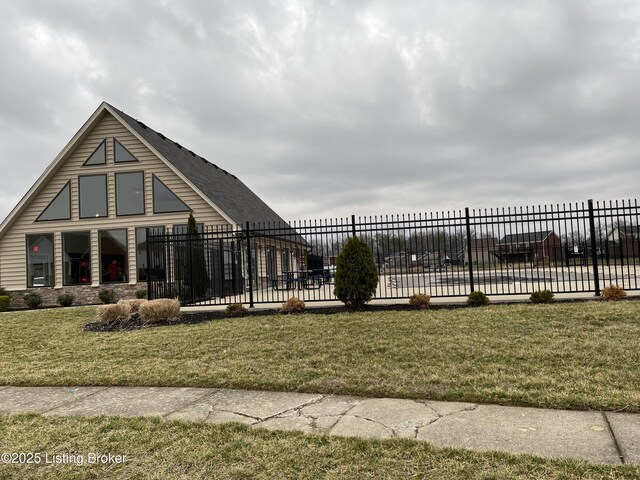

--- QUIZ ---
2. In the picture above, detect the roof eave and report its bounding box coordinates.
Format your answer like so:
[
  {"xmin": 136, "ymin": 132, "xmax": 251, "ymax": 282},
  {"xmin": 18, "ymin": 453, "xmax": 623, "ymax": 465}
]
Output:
[
  {"xmin": 0, "ymin": 102, "xmax": 110, "ymax": 239},
  {"xmin": 105, "ymin": 105, "xmax": 238, "ymax": 226}
]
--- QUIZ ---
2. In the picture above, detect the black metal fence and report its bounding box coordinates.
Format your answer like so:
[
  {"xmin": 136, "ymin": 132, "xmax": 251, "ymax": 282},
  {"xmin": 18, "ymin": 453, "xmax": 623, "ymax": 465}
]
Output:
[{"xmin": 146, "ymin": 199, "xmax": 640, "ymax": 306}]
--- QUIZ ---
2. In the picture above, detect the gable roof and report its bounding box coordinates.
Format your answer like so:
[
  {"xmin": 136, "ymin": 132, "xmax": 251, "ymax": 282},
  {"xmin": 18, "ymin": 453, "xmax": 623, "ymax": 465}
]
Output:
[
  {"xmin": 108, "ymin": 104, "xmax": 288, "ymax": 227},
  {"xmin": 0, "ymin": 102, "xmax": 292, "ymax": 238},
  {"xmin": 499, "ymin": 231, "xmax": 553, "ymax": 244}
]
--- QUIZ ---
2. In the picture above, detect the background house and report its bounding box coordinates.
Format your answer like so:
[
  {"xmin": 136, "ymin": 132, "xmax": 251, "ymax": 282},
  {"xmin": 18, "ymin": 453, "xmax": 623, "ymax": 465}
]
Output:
[
  {"xmin": 465, "ymin": 238, "xmax": 498, "ymax": 266},
  {"xmin": 606, "ymin": 225, "xmax": 640, "ymax": 259},
  {"xmin": 495, "ymin": 231, "xmax": 562, "ymax": 264}
]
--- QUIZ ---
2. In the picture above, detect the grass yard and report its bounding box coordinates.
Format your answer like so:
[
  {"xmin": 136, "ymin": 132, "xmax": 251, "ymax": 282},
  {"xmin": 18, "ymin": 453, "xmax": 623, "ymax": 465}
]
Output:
[
  {"xmin": 0, "ymin": 414, "xmax": 638, "ymax": 479},
  {"xmin": 0, "ymin": 301, "xmax": 639, "ymax": 411}
]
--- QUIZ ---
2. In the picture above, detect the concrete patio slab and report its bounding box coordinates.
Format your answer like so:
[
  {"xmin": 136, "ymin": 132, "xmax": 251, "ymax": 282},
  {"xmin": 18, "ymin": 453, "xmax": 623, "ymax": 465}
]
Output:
[
  {"xmin": 0, "ymin": 387, "xmax": 105, "ymax": 414},
  {"xmin": 606, "ymin": 412, "xmax": 640, "ymax": 464},
  {"xmin": 45, "ymin": 387, "xmax": 212, "ymax": 418},
  {"xmin": 417, "ymin": 405, "xmax": 621, "ymax": 464}
]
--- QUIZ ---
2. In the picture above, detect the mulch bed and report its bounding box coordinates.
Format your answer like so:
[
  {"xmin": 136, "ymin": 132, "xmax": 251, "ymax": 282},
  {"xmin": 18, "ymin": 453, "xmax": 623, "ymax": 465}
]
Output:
[
  {"xmin": 82, "ymin": 295, "xmax": 615, "ymax": 332},
  {"xmin": 83, "ymin": 303, "xmax": 455, "ymax": 332}
]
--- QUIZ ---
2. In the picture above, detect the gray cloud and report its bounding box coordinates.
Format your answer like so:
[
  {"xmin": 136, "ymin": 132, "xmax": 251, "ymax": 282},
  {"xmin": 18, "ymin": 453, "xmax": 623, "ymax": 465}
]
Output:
[{"xmin": 1, "ymin": 0, "xmax": 639, "ymax": 222}]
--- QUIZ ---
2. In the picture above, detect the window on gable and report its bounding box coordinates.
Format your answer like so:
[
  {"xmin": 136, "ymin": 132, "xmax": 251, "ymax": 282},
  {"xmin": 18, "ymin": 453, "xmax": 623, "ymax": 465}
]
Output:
[
  {"xmin": 36, "ymin": 182, "xmax": 71, "ymax": 221},
  {"xmin": 116, "ymin": 172, "xmax": 145, "ymax": 216},
  {"xmin": 152, "ymin": 175, "xmax": 190, "ymax": 213},
  {"xmin": 114, "ymin": 139, "xmax": 138, "ymax": 163},
  {"xmin": 79, "ymin": 174, "xmax": 107, "ymax": 218},
  {"xmin": 83, "ymin": 139, "xmax": 106, "ymax": 166}
]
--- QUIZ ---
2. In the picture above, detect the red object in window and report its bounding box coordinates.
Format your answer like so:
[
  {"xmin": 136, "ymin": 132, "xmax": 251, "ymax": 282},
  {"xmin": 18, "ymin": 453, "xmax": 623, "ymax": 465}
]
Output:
[
  {"xmin": 81, "ymin": 276, "xmax": 89, "ymax": 284},
  {"xmin": 33, "ymin": 245, "xmax": 39, "ymax": 252}
]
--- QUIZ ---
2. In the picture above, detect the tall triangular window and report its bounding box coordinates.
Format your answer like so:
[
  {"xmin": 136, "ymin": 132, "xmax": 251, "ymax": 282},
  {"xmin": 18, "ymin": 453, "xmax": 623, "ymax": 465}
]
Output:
[
  {"xmin": 114, "ymin": 139, "xmax": 138, "ymax": 163},
  {"xmin": 152, "ymin": 175, "xmax": 190, "ymax": 213},
  {"xmin": 36, "ymin": 181, "xmax": 71, "ymax": 221},
  {"xmin": 83, "ymin": 140, "xmax": 106, "ymax": 166}
]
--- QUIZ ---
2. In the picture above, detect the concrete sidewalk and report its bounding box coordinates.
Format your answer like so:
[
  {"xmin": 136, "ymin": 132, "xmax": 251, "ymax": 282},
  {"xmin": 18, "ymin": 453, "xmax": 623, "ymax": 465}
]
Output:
[{"xmin": 0, "ymin": 386, "xmax": 637, "ymax": 465}]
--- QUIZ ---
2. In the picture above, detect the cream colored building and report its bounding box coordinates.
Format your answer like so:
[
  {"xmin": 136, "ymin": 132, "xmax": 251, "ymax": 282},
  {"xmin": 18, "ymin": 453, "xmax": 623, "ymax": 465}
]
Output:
[{"xmin": 0, "ymin": 102, "xmax": 292, "ymax": 306}]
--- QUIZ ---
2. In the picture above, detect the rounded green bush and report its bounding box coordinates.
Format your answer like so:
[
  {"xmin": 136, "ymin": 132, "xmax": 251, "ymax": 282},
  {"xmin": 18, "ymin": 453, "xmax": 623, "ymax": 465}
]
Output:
[
  {"xmin": 135, "ymin": 289, "xmax": 148, "ymax": 300},
  {"xmin": 530, "ymin": 290, "xmax": 554, "ymax": 304},
  {"xmin": 98, "ymin": 289, "xmax": 116, "ymax": 304},
  {"xmin": 334, "ymin": 236, "xmax": 378, "ymax": 308},
  {"xmin": 0, "ymin": 295, "xmax": 10, "ymax": 311},
  {"xmin": 466, "ymin": 291, "xmax": 489, "ymax": 307},
  {"xmin": 23, "ymin": 293, "xmax": 42, "ymax": 309},
  {"xmin": 57, "ymin": 293, "xmax": 75, "ymax": 307}
]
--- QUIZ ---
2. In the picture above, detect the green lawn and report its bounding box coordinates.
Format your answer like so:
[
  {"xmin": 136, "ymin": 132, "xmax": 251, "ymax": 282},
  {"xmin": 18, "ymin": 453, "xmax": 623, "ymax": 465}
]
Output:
[
  {"xmin": 1, "ymin": 302, "xmax": 639, "ymax": 411},
  {"xmin": 0, "ymin": 414, "xmax": 638, "ymax": 479}
]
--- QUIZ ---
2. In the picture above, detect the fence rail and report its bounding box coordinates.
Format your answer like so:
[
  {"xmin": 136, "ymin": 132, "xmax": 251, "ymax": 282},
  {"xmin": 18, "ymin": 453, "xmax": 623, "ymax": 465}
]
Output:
[{"xmin": 146, "ymin": 199, "xmax": 640, "ymax": 306}]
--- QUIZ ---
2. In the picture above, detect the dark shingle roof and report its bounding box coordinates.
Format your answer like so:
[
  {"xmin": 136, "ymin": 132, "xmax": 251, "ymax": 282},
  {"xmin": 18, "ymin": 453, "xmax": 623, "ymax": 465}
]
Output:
[
  {"xmin": 109, "ymin": 104, "xmax": 288, "ymax": 228},
  {"xmin": 499, "ymin": 231, "xmax": 553, "ymax": 244}
]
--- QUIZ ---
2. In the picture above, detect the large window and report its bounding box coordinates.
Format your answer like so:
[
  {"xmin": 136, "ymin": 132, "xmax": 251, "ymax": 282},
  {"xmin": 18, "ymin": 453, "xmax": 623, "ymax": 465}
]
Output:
[
  {"xmin": 281, "ymin": 249, "xmax": 290, "ymax": 273},
  {"xmin": 36, "ymin": 182, "xmax": 71, "ymax": 221},
  {"xmin": 100, "ymin": 229, "xmax": 128, "ymax": 283},
  {"xmin": 136, "ymin": 227, "xmax": 165, "ymax": 282},
  {"xmin": 63, "ymin": 232, "xmax": 91, "ymax": 285},
  {"xmin": 266, "ymin": 248, "xmax": 277, "ymax": 281},
  {"xmin": 79, "ymin": 175, "xmax": 107, "ymax": 218},
  {"xmin": 116, "ymin": 172, "xmax": 145, "ymax": 216},
  {"xmin": 153, "ymin": 175, "xmax": 190, "ymax": 213},
  {"xmin": 26, "ymin": 234, "xmax": 54, "ymax": 287}
]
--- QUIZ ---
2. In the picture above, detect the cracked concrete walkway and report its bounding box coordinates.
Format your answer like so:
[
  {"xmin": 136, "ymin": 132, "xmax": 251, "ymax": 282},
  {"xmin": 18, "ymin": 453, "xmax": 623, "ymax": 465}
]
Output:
[{"xmin": 0, "ymin": 386, "xmax": 637, "ymax": 465}]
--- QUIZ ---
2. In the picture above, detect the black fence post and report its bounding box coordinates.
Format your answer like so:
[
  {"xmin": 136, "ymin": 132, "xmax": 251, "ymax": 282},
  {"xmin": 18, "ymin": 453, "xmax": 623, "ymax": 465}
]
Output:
[
  {"xmin": 465, "ymin": 207, "xmax": 475, "ymax": 293},
  {"xmin": 245, "ymin": 222, "xmax": 254, "ymax": 308},
  {"xmin": 587, "ymin": 199, "xmax": 601, "ymax": 296},
  {"xmin": 351, "ymin": 214, "xmax": 357, "ymax": 237},
  {"xmin": 146, "ymin": 228, "xmax": 152, "ymax": 300},
  {"xmin": 188, "ymin": 234, "xmax": 194, "ymax": 304},
  {"xmin": 218, "ymin": 238, "xmax": 225, "ymax": 299}
]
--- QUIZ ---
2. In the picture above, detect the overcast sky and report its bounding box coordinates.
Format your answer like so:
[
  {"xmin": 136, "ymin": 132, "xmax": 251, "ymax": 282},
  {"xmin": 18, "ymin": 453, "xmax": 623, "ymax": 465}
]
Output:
[{"xmin": 1, "ymin": 0, "xmax": 639, "ymax": 222}]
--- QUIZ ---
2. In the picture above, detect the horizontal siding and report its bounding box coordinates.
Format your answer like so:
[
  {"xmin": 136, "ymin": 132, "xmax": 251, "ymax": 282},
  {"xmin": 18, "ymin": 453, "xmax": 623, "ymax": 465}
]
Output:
[{"xmin": 0, "ymin": 112, "xmax": 229, "ymax": 290}]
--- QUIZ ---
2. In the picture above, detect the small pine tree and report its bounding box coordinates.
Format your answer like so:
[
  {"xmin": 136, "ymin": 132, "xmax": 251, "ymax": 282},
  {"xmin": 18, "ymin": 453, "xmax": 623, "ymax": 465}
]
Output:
[
  {"xmin": 334, "ymin": 236, "xmax": 378, "ymax": 308},
  {"xmin": 182, "ymin": 212, "xmax": 209, "ymax": 302}
]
